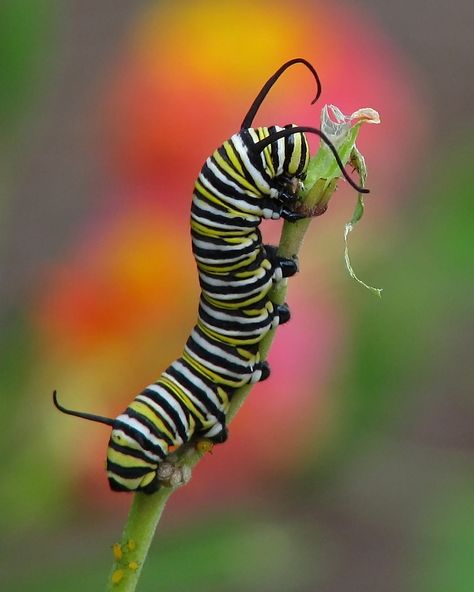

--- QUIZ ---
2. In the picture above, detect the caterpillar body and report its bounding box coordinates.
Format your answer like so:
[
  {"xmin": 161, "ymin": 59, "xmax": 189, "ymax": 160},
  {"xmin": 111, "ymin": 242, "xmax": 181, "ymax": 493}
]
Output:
[{"xmin": 53, "ymin": 59, "xmax": 367, "ymax": 493}]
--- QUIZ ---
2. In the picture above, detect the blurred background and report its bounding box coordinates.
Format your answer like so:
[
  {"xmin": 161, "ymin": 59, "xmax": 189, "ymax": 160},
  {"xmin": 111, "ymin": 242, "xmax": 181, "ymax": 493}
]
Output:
[{"xmin": 1, "ymin": 1, "xmax": 473, "ymax": 590}]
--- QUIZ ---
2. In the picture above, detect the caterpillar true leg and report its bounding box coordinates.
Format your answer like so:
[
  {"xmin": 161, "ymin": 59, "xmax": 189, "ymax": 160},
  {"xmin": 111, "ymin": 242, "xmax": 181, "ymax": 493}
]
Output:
[
  {"xmin": 264, "ymin": 245, "xmax": 299, "ymax": 280},
  {"xmin": 280, "ymin": 208, "xmax": 307, "ymax": 223},
  {"xmin": 276, "ymin": 256, "xmax": 298, "ymax": 278},
  {"xmin": 274, "ymin": 303, "xmax": 291, "ymax": 325}
]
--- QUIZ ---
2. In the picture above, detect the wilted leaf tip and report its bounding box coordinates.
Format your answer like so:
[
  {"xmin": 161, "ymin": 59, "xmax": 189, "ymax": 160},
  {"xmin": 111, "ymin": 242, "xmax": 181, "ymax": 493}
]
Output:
[{"xmin": 321, "ymin": 105, "xmax": 380, "ymax": 147}]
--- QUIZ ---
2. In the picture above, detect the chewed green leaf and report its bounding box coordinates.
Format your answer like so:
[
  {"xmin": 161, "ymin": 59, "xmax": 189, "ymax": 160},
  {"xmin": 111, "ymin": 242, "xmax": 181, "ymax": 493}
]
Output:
[
  {"xmin": 305, "ymin": 105, "xmax": 379, "ymax": 198},
  {"xmin": 344, "ymin": 220, "xmax": 383, "ymax": 297},
  {"xmin": 350, "ymin": 194, "xmax": 365, "ymax": 226},
  {"xmin": 341, "ymin": 140, "xmax": 382, "ymax": 296},
  {"xmin": 303, "ymin": 104, "xmax": 382, "ymax": 297},
  {"xmin": 348, "ymin": 147, "xmax": 367, "ymax": 225}
]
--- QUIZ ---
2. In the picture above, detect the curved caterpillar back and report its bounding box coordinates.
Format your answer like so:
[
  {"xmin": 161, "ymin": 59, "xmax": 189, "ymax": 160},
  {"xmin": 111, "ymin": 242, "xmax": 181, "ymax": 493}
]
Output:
[
  {"xmin": 191, "ymin": 124, "xmax": 309, "ymax": 351},
  {"xmin": 53, "ymin": 59, "xmax": 366, "ymax": 493}
]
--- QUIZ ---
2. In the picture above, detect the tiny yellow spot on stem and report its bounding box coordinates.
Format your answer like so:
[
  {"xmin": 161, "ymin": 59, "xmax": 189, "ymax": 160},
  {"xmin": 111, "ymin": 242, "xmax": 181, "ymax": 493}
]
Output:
[
  {"xmin": 126, "ymin": 539, "xmax": 136, "ymax": 551},
  {"xmin": 111, "ymin": 569, "xmax": 124, "ymax": 585},
  {"xmin": 112, "ymin": 543, "xmax": 123, "ymax": 561},
  {"xmin": 128, "ymin": 561, "xmax": 140, "ymax": 571},
  {"xmin": 195, "ymin": 439, "xmax": 214, "ymax": 455}
]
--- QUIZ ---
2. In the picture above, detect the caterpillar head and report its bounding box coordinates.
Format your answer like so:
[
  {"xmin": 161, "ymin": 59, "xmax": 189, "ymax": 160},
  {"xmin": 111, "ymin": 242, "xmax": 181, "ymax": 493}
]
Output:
[
  {"xmin": 252, "ymin": 126, "xmax": 369, "ymax": 195},
  {"xmin": 265, "ymin": 124, "xmax": 310, "ymax": 202},
  {"xmin": 241, "ymin": 60, "xmax": 368, "ymax": 197}
]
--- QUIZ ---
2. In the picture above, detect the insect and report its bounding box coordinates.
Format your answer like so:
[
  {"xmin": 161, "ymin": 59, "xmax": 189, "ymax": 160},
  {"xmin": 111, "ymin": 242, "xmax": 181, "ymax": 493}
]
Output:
[{"xmin": 53, "ymin": 59, "xmax": 367, "ymax": 493}]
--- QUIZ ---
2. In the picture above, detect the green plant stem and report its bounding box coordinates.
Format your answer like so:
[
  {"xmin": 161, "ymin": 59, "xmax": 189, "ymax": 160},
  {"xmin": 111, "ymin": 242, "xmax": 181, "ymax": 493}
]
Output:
[{"xmin": 106, "ymin": 489, "xmax": 171, "ymax": 589}]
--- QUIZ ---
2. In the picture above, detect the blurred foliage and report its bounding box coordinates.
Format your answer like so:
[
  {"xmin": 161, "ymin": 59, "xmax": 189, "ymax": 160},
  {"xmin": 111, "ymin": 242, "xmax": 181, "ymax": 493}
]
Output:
[
  {"xmin": 0, "ymin": 311, "xmax": 36, "ymax": 415},
  {"xmin": 310, "ymin": 138, "xmax": 474, "ymax": 481},
  {"xmin": 413, "ymin": 475, "xmax": 474, "ymax": 592},
  {"xmin": 4, "ymin": 513, "xmax": 321, "ymax": 592},
  {"xmin": 0, "ymin": 0, "xmax": 57, "ymax": 138},
  {"xmin": 0, "ymin": 312, "xmax": 55, "ymax": 532}
]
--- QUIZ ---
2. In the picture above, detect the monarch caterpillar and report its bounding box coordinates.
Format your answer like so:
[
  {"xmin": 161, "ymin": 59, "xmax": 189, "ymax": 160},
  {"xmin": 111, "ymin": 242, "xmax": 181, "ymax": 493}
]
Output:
[{"xmin": 53, "ymin": 58, "xmax": 367, "ymax": 493}]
